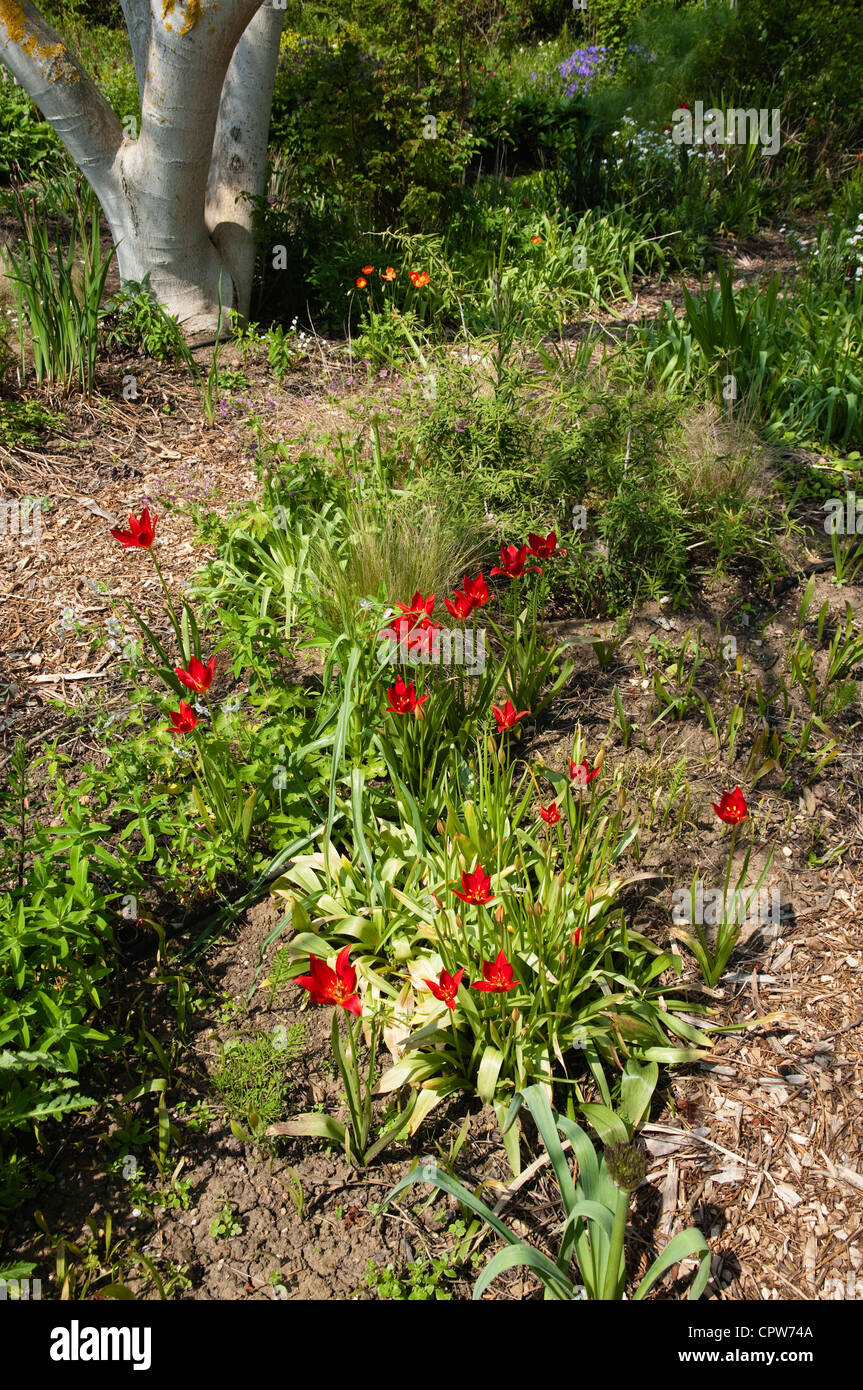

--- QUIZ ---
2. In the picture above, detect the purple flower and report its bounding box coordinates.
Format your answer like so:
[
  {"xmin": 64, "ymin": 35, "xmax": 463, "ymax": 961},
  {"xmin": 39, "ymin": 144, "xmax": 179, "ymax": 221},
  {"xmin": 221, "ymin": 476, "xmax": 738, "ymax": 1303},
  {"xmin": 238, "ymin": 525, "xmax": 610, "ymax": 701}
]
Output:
[{"xmin": 455, "ymin": 418, "xmax": 469, "ymax": 433}]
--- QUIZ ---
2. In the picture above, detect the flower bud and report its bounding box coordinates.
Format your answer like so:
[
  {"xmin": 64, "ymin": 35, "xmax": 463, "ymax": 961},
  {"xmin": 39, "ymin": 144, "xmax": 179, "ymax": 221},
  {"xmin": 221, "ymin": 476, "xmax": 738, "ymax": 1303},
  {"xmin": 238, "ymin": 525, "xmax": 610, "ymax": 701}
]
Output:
[
  {"xmin": 594, "ymin": 747, "xmax": 605, "ymax": 772},
  {"xmin": 494, "ymin": 903, "xmax": 506, "ymax": 926},
  {"xmin": 604, "ymin": 1138, "xmax": 648, "ymax": 1191},
  {"xmin": 393, "ymin": 937, "xmax": 411, "ymax": 961}
]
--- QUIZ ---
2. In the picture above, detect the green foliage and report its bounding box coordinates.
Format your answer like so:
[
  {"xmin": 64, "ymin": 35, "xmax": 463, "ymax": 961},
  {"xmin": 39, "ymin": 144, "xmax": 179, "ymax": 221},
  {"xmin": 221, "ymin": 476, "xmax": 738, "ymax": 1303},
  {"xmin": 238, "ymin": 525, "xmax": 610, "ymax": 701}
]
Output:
[
  {"xmin": 364, "ymin": 1251, "xmax": 459, "ymax": 1300},
  {"xmin": 0, "ymin": 400, "xmax": 65, "ymax": 450},
  {"xmin": 210, "ymin": 1029, "xmax": 304, "ymax": 1130},
  {"xmin": 386, "ymin": 1074, "xmax": 712, "ymax": 1300},
  {"xmin": 1, "ymin": 175, "xmax": 115, "ymax": 394},
  {"xmin": 0, "ymin": 740, "xmax": 127, "ymax": 1211},
  {"xmin": 0, "ymin": 78, "xmax": 61, "ymax": 181},
  {"xmin": 101, "ymin": 276, "xmax": 185, "ymax": 363}
]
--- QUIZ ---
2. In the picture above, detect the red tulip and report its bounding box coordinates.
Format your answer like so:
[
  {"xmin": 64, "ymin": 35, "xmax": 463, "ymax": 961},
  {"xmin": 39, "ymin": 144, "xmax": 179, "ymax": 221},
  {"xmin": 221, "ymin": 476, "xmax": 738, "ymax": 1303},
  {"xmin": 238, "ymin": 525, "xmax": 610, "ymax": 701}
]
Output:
[
  {"xmin": 175, "ymin": 655, "xmax": 216, "ymax": 694},
  {"xmin": 461, "ymin": 573, "xmax": 489, "ymax": 607},
  {"xmin": 386, "ymin": 673, "xmax": 428, "ymax": 715},
  {"xmin": 361, "ymin": 264, "xmax": 374, "ymax": 274},
  {"xmin": 423, "ymin": 967, "xmax": 464, "ymax": 1011},
  {"xmin": 452, "ymin": 864, "xmax": 495, "ymax": 906},
  {"xmin": 490, "ymin": 544, "xmax": 542, "ymax": 579},
  {"xmin": 395, "ymin": 591, "xmax": 436, "ymax": 624},
  {"xmin": 539, "ymin": 802, "xmax": 560, "ymax": 825},
  {"xmin": 110, "ymin": 506, "xmax": 158, "ymax": 549},
  {"xmin": 295, "ymin": 945, "xmax": 361, "ymax": 1016},
  {"xmin": 712, "ymin": 786, "xmax": 748, "ymax": 824},
  {"xmin": 443, "ymin": 590, "xmax": 474, "ymax": 620},
  {"xmin": 493, "ymin": 699, "xmax": 529, "ymax": 732},
  {"xmin": 570, "ymin": 757, "xmax": 599, "ymax": 786},
  {"xmin": 356, "ymin": 276, "xmax": 368, "ymax": 289},
  {"xmin": 528, "ymin": 530, "xmax": 564, "ymax": 559},
  {"xmin": 168, "ymin": 701, "xmax": 197, "ymax": 734},
  {"xmin": 471, "ymin": 949, "xmax": 520, "ymax": 994}
]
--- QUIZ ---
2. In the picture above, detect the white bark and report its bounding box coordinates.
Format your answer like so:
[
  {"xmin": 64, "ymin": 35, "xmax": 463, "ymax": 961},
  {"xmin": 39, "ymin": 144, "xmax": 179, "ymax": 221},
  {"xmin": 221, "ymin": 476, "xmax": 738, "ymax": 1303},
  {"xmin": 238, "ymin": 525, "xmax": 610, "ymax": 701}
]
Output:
[
  {"xmin": 206, "ymin": 3, "xmax": 285, "ymax": 323},
  {"xmin": 0, "ymin": 0, "xmax": 285, "ymax": 335}
]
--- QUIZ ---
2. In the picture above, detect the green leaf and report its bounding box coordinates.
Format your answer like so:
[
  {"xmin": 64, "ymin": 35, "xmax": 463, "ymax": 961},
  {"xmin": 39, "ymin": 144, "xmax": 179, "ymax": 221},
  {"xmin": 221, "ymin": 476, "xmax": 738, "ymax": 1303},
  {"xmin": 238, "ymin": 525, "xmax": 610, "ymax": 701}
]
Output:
[
  {"xmin": 633, "ymin": 1227, "xmax": 711, "ymax": 1301},
  {"xmin": 473, "ymin": 1242, "xmax": 574, "ymax": 1302},
  {"xmin": 579, "ymin": 1102, "xmax": 629, "ymax": 1145}
]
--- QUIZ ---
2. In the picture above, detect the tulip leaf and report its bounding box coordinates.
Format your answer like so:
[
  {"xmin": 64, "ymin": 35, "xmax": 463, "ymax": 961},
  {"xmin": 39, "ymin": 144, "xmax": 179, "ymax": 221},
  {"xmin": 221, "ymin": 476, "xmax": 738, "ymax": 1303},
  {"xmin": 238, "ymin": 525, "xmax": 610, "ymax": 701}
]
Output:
[
  {"xmin": 477, "ymin": 1046, "xmax": 503, "ymax": 1103},
  {"xmin": 265, "ymin": 1113, "xmax": 346, "ymax": 1143}
]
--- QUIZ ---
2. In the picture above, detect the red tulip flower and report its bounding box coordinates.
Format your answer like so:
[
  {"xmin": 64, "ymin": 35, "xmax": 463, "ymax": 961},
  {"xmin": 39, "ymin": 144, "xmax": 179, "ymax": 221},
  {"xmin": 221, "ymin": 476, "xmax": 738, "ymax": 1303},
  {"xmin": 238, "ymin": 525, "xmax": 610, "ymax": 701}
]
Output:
[
  {"xmin": 570, "ymin": 757, "xmax": 599, "ymax": 786},
  {"xmin": 712, "ymin": 786, "xmax": 748, "ymax": 824},
  {"xmin": 168, "ymin": 701, "xmax": 198, "ymax": 734},
  {"xmin": 423, "ymin": 967, "xmax": 464, "ymax": 1011},
  {"xmin": 295, "ymin": 945, "xmax": 362, "ymax": 1016},
  {"xmin": 493, "ymin": 699, "xmax": 529, "ymax": 732},
  {"xmin": 361, "ymin": 264, "xmax": 374, "ymax": 274},
  {"xmin": 452, "ymin": 863, "xmax": 495, "ymax": 906},
  {"xmin": 461, "ymin": 572, "xmax": 489, "ymax": 607},
  {"xmin": 528, "ymin": 530, "xmax": 564, "ymax": 559},
  {"xmin": 471, "ymin": 949, "xmax": 520, "ymax": 994},
  {"xmin": 539, "ymin": 802, "xmax": 560, "ymax": 825},
  {"xmin": 356, "ymin": 276, "xmax": 368, "ymax": 289},
  {"xmin": 395, "ymin": 590, "xmax": 435, "ymax": 624},
  {"xmin": 110, "ymin": 506, "xmax": 158, "ymax": 549},
  {"xmin": 175, "ymin": 655, "xmax": 216, "ymax": 694},
  {"xmin": 386, "ymin": 673, "xmax": 428, "ymax": 715},
  {"xmin": 491, "ymin": 544, "xmax": 542, "ymax": 579},
  {"xmin": 443, "ymin": 590, "xmax": 474, "ymax": 620}
]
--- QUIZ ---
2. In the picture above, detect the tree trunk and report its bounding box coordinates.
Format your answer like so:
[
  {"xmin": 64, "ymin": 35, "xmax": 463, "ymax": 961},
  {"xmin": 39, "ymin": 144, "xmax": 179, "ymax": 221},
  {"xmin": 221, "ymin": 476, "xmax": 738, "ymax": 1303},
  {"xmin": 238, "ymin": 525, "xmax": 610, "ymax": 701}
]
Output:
[{"xmin": 0, "ymin": 0, "xmax": 285, "ymax": 335}]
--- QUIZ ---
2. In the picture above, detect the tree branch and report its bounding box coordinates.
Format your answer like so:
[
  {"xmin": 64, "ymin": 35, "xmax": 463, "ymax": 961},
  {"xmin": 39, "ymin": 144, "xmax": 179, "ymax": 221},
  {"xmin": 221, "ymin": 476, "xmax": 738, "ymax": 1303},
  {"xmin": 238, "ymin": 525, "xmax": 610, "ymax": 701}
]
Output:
[
  {"xmin": 119, "ymin": 0, "xmax": 150, "ymax": 97},
  {"xmin": 205, "ymin": 2, "xmax": 286, "ymax": 319},
  {"xmin": 0, "ymin": 0, "xmax": 124, "ymax": 193}
]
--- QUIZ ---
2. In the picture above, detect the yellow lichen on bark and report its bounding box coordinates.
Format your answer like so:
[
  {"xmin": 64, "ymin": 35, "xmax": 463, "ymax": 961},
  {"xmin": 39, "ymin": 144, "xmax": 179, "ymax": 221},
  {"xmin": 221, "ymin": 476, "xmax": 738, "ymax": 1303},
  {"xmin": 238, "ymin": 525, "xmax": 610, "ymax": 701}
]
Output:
[
  {"xmin": 160, "ymin": 0, "xmax": 206, "ymax": 37},
  {"xmin": 0, "ymin": 0, "xmax": 79, "ymax": 81}
]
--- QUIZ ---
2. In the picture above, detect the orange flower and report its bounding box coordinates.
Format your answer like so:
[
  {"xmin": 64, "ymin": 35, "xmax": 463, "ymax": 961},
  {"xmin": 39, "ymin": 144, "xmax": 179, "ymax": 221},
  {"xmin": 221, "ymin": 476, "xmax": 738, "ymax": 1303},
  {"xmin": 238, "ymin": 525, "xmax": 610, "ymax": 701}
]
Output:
[
  {"xmin": 410, "ymin": 269, "xmax": 430, "ymax": 287},
  {"xmin": 381, "ymin": 266, "xmax": 397, "ymax": 282},
  {"xmin": 531, "ymin": 235, "xmax": 542, "ymax": 245},
  {"xmin": 361, "ymin": 264, "xmax": 374, "ymax": 274},
  {"xmin": 356, "ymin": 276, "xmax": 367, "ymax": 289}
]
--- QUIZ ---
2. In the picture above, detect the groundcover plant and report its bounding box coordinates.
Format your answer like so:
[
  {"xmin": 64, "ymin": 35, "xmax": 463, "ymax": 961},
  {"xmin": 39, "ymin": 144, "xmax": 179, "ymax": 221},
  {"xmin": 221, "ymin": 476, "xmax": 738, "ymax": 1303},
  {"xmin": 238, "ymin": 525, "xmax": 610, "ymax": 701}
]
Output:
[{"xmin": 0, "ymin": 0, "xmax": 860, "ymax": 1323}]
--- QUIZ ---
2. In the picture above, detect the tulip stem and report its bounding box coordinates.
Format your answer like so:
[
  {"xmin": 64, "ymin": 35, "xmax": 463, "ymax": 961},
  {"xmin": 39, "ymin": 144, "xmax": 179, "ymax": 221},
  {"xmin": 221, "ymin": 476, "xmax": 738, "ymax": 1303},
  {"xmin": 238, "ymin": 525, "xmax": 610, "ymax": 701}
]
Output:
[{"xmin": 150, "ymin": 551, "xmax": 186, "ymax": 659}]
